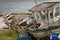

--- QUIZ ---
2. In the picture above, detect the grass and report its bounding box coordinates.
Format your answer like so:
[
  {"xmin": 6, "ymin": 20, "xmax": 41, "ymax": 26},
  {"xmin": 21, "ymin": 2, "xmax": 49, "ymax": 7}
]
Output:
[{"xmin": 0, "ymin": 29, "xmax": 18, "ymax": 40}]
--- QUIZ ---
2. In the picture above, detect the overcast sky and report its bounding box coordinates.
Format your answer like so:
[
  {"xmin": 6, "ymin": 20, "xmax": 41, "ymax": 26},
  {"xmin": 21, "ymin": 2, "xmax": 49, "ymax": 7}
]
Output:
[{"xmin": 0, "ymin": 0, "xmax": 60, "ymax": 12}]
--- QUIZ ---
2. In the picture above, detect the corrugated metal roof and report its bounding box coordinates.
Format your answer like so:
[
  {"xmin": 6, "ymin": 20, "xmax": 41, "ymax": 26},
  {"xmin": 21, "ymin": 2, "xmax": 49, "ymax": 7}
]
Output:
[{"xmin": 29, "ymin": 2, "xmax": 60, "ymax": 12}]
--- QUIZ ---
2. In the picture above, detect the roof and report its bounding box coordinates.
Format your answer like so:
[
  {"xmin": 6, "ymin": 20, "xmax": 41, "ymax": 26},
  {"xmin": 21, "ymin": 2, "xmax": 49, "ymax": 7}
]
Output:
[{"xmin": 29, "ymin": 2, "xmax": 60, "ymax": 12}]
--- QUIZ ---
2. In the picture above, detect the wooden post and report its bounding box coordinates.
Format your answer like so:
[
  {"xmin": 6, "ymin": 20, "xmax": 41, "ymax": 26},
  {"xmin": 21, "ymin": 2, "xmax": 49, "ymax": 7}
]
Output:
[
  {"xmin": 34, "ymin": 12, "xmax": 43, "ymax": 23},
  {"xmin": 45, "ymin": 10, "xmax": 48, "ymax": 21},
  {"xmin": 41, "ymin": 10, "xmax": 48, "ymax": 21},
  {"xmin": 53, "ymin": 7, "xmax": 56, "ymax": 20},
  {"xmin": 59, "ymin": 5, "xmax": 60, "ymax": 14},
  {"xmin": 39, "ymin": 11, "xmax": 43, "ymax": 24},
  {"xmin": 34, "ymin": 12, "xmax": 37, "ymax": 19},
  {"xmin": 38, "ymin": 11, "xmax": 44, "ymax": 29},
  {"xmin": 46, "ymin": 10, "xmax": 51, "ymax": 25}
]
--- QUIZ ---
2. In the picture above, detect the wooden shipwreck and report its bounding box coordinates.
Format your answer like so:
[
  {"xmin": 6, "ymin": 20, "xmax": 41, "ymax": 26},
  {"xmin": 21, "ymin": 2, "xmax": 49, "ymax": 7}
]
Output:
[{"xmin": 28, "ymin": 2, "xmax": 60, "ymax": 38}]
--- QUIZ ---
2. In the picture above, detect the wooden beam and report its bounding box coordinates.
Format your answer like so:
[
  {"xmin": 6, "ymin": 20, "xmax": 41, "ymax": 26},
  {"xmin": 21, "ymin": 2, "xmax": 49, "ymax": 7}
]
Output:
[{"xmin": 53, "ymin": 7, "xmax": 56, "ymax": 20}]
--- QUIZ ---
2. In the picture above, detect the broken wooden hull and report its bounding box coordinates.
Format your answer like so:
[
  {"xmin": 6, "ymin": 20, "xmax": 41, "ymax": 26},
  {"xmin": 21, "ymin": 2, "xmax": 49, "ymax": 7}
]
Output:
[{"xmin": 26, "ymin": 25, "xmax": 60, "ymax": 38}]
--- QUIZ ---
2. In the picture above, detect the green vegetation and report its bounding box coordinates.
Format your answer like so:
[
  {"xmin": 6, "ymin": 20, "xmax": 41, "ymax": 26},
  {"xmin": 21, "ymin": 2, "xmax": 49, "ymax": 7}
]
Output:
[{"xmin": 0, "ymin": 29, "xmax": 18, "ymax": 40}]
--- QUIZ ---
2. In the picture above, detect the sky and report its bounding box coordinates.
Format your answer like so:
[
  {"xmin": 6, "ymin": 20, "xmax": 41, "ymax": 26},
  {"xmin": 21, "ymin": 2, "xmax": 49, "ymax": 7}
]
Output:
[{"xmin": 0, "ymin": 0, "xmax": 60, "ymax": 12}]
